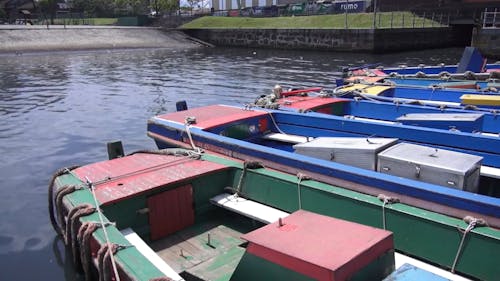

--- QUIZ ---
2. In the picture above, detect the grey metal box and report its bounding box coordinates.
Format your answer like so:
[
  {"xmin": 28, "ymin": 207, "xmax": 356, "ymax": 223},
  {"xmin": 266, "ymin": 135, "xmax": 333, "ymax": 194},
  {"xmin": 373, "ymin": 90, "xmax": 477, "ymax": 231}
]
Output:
[
  {"xmin": 377, "ymin": 143, "xmax": 482, "ymax": 192},
  {"xmin": 293, "ymin": 137, "xmax": 398, "ymax": 171},
  {"xmin": 396, "ymin": 113, "xmax": 484, "ymax": 132}
]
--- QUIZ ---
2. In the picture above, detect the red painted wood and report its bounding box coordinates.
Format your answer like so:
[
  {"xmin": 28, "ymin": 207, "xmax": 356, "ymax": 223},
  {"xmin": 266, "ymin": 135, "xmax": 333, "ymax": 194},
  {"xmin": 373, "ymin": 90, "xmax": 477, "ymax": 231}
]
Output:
[
  {"xmin": 155, "ymin": 104, "xmax": 268, "ymax": 129},
  {"xmin": 242, "ymin": 210, "xmax": 393, "ymax": 281},
  {"xmin": 281, "ymin": 87, "xmax": 323, "ymax": 97},
  {"xmin": 148, "ymin": 184, "xmax": 194, "ymax": 241},
  {"xmin": 277, "ymin": 96, "xmax": 347, "ymax": 111},
  {"xmin": 73, "ymin": 153, "xmax": 227, "ymax": 205}
]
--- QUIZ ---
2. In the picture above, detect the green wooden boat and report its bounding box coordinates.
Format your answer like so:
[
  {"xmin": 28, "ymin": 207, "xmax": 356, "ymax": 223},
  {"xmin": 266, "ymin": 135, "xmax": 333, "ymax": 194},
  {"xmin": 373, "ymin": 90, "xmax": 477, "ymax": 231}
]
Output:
[{"xmin": 49, "ymin": 148, "xmax": 499, "ymax": 281}]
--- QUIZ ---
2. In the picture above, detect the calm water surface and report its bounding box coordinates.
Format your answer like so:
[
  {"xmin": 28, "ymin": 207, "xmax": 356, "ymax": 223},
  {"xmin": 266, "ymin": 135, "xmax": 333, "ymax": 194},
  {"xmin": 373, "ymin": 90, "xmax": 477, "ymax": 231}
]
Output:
[{"xmin": 0, "ymin": 46, "xmax": 464, "ymax": 280}]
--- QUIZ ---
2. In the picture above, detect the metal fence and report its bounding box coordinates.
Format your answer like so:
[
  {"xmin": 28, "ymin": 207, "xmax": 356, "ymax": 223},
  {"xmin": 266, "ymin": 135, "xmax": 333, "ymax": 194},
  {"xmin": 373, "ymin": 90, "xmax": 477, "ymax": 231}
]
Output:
[{"xmin": 482, "ymin": 8, "xmax": 499, "ymax": 29}]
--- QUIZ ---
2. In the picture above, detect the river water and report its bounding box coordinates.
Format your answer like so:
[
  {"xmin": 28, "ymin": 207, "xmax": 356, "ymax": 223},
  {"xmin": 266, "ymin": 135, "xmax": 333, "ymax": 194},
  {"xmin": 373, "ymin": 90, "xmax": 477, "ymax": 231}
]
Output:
[{"xmin": 0, "ymin": 46, "xmax": 464, "ymax": 280}]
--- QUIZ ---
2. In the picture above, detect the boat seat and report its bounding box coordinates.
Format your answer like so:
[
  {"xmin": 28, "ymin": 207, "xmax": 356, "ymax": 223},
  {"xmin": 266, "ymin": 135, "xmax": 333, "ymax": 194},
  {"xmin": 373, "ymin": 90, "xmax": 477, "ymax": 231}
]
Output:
[
  {"xmin": 210, "ymin": 193, "xmax": 289, "ymax": 224},
  {"xmin": 263, "ymin": 133, "xmax": 312, "ymax": 144},
  {"xmin": 481, "ymin": 166, "xmax": 500, "ymax": 179},
  {"xmin": 121, "ymin": 228, "xmax": 184, "ymax": 281}
]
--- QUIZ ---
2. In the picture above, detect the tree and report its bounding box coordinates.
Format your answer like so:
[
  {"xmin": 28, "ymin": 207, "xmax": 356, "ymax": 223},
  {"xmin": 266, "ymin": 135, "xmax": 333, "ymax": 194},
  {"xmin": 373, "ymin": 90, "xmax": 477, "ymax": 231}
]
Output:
[
  {"xmin": 37, "ymin": 0, "xmax": 57, "ymax": 23},
  {"xmin": 150, "ymin": 0, "xmax": 179, "ymax": 16}
]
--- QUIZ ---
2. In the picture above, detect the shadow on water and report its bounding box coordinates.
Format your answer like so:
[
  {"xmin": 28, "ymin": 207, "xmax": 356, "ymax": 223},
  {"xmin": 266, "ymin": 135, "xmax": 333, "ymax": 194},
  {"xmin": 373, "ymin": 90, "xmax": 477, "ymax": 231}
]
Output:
[
  {"xmin": 0, "ymin": 46, "xmax": 466, "ymax": 280},
  {"xmin": 0, "ymin": 236, "xmax": 82, "ymax": 281}
]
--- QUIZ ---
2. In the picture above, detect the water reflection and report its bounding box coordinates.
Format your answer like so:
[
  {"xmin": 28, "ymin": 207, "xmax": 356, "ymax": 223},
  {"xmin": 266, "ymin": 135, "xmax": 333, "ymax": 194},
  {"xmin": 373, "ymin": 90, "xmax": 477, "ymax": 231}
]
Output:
[{"xmin": 0, "ymin": 46, "xmax": 465, "ymax": 280}]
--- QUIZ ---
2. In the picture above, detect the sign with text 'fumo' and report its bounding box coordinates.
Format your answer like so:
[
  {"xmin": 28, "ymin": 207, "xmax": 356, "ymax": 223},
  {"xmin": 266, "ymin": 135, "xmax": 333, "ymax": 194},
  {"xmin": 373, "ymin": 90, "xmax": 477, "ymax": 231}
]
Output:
[{"xmin": 333, "ymin": 1, "xmax": 366, "ymax": 13}]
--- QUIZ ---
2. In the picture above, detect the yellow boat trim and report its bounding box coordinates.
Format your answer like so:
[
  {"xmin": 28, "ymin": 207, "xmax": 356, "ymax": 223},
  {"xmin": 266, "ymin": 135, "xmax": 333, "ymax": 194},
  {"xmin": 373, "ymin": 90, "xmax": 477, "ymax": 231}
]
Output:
[
  {"xmin": 339, "ymin": 84, "xmax": 392, "ymax": 96},
  {"xmin": 460, "ymin": 94, "xmax": 500, "ymax": 106}
]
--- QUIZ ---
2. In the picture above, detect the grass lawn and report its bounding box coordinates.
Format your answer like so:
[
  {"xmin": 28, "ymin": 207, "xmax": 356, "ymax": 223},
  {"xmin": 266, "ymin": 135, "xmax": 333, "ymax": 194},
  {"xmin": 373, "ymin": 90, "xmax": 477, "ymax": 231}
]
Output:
[{"xmin": 181, "ymin": 12, "xmax": 445, "ymax": 29}]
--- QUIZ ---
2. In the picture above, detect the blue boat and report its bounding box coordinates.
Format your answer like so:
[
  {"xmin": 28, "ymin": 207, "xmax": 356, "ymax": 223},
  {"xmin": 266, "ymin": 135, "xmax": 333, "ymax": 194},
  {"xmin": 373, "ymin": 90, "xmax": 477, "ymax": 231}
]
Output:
[
  {"xmin": 347, "ymin": 75, "xmax": 499, "ymax": 90},
  {"xmin": 256, "ymin": 88, "xmax": 500, "ymax": 134},
  {"xmin": 333, "ymin": 83, "xmax": 500, "ymax": 109},
  {"xmin": 348, "ymin": 47, "xmax": 500, "ymax": 78},
  {"xmin": 147, "ymin": 104, "xmax": 500, "ymax": 228}
]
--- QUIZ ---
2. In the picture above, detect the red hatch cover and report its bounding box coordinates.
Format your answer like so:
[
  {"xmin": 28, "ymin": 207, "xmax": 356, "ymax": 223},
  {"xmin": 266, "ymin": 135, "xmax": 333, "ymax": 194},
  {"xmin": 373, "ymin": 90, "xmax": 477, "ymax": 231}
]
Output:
[
  {"xmin": 148, "ymin": 184, "xmax": 194, "ymax": 240},
  {"xmin": 73, "ymin": 153, "xmax": 227, "ymax": 205},
  {"xmin": 155, "ymin": 105, "xmax": 268, "ymax": 129},
  {"xmin": 277, "ymin": 96, "xmax": 347, "ymax": 111},
  {"xmin": 242, "ymin": 210, "xmax": 393, "ymax": 281}
]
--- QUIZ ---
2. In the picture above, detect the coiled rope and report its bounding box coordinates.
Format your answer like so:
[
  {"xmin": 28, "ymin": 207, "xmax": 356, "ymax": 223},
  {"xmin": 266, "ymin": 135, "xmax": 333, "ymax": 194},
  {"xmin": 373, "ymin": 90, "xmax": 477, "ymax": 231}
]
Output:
[
  {"xmin": 451, "ymin": 216, "xmax": 487, "ymax": 273},
  {"xmin": 377, "ymin": 194, "xmax": 400, "ymax": 230}
]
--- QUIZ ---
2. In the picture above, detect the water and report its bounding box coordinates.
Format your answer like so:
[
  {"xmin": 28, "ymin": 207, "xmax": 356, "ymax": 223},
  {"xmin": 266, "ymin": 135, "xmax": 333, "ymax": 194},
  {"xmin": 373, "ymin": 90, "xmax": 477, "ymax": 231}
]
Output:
[{"xmin": 0, "ymin": 46, "xmax": 463, "ymax": 280}]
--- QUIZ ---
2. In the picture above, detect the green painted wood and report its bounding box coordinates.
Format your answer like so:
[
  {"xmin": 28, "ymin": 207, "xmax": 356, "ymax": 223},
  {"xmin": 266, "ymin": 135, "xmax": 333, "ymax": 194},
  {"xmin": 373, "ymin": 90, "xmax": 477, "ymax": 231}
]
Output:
[
  {"xmin": 230, "ymin": 252, "xmax": 316, "ymax": 281},
  {"xmin": 53, "ymin": 154, "xmax": 500, "ymax": 281}
]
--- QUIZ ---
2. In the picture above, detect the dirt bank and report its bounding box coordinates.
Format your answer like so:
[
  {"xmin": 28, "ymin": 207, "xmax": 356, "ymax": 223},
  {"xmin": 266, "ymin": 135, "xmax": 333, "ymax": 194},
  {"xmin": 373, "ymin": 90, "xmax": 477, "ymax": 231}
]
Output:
[{"xmin": 0, "ymin": 25, "xmax": 204, "ymax": 53}]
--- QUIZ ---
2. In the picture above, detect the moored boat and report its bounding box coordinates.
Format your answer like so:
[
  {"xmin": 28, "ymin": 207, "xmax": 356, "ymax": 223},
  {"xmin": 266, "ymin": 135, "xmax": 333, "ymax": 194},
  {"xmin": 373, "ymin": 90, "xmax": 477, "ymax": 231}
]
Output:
[
  {"xmin": 254, "ymin": 86, "xmax": 500, "ymax": 134},
  {"xmin": 50, "ymin": 148, "xmax": 499, "ymax": 280},
  {"xmin": 333, "ymin": 83, "xmax": 500, "ymax": 109},
  {"xmin": 147, "ymin": 104, "xmax": 500, "ymax": 225},
  {"xmin": 346, "ymin": 47, "xmax": 500, "ymax": 79}
]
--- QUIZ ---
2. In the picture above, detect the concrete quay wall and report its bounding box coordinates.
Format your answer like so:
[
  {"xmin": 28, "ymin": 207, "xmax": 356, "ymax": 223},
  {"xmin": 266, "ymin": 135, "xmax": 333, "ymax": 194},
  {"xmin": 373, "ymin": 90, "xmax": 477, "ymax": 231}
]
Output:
[
  {"xmin": 472, "ymin": 28, "xmax": 500, "ymax": 60},
  {"xmin": 0, "ymin": 26, "xmax": 201, "ymax": 53},
  {"xmin": 183, "ymin": 27, "xmax": 468, "ymax": 53}
]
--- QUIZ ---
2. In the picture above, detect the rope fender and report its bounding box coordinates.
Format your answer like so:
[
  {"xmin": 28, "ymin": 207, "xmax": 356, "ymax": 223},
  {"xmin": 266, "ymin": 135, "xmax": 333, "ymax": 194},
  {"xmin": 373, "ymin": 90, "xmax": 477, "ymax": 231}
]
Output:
[
  {"xmin": 54, "ymin": 185, "xmax": 77, "ymax": 239},
  {"xmin": 77, "ymin": 222, "xmax": 98, "ymax": 281},
  {"xmin": 48, "ymin": 166, "xmax": 80, "ymax": 236},
  {"xmin": 68, "ymin": 204, "xmax": 96, "ymax": 268}
]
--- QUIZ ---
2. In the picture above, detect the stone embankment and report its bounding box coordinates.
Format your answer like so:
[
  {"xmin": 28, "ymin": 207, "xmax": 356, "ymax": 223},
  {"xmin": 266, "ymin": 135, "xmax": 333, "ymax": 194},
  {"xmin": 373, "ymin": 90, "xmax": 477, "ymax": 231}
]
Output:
[
  {"xmin": 183, "ymin": 27, "xmax": 472, "ymax": 53},
  {"xmin": 0, "ymin": 25, "xmax": 203, "ymax": 53}
]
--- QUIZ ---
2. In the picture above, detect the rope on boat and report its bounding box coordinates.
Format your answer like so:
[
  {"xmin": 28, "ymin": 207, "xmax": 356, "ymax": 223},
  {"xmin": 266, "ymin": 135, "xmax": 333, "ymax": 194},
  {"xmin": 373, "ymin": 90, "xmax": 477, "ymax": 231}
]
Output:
[
  {"xmin": 77, "ymin": 221, "xmax": 119, "ymax": 281},
  {"xmin": 66, "ymin": 204, "xmax": 95, "ymax": 269},
  {"xmin": 78, "ymin": 222, "xmax": 98, "ymax": 281},
  {"xmin": 296, "ymin": 173, "xmax": 311, "ymax": 210},
  {"xmin": 86, "ymin": 177, "xmax": 121, "ymax": 281},
  {"xmin": 234, "ymin": 161, "xmax": 263, "ymax": 197},
  {"xmin": 48, "ymin": 166, "xmax": 80, "ymax": 236},
  {"xmin": 377, "ymin": 194, "xmax": 400, "ymax": 230},
  {"xmin": 451, "ymin": 216, "xmax": 488, "ymax": 273},
  {"xmin": 55, "ymin": 185, "xmax": 77, "ymax": 240},
  {"xmin": 97, "ymin": 243, "xmax": 120, "ymax": 281},
  {"xmin": 184, "ymin": 117, "xmax": 203, "ymax": 154},
  {"xmin": 267, "ymin": 111, "xmax": 288, "ymax": 135}
]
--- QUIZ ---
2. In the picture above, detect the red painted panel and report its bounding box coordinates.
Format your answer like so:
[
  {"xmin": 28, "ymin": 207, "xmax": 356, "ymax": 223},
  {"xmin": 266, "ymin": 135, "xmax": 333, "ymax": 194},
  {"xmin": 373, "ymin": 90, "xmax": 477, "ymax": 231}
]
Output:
[
  {"xmin": 148, "ymin": 185, "xmax": 194, "ymax": 241},
  {"xmin": 242, "ymin": 210, "xmax": 393, "ymax": 281},
  {"xmin": 278, "ymin": 96, "xmax": 348, "ymax": 111},
  {"xmin": 155, "ymin": 105, "xmax": 268, "ymax": 130},
  {"xmin": 73, "ymin": 153, "xmax": 227, "ymax": 205}
]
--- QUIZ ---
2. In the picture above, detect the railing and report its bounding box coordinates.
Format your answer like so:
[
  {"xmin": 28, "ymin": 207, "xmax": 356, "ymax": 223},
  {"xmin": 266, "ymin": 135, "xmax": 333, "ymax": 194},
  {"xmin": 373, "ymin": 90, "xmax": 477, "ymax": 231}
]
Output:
[
  {"xmin": 207, "ymin": 9, "xmax": 450, "ymax": 29},
  {"xmin": 482, "ymin": 8, "xmax": 499, "ymax": 29}
]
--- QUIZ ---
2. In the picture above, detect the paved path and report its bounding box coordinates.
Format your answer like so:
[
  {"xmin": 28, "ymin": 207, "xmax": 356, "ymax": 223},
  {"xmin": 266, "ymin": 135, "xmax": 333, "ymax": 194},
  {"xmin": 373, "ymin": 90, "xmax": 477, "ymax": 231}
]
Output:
[{"xmin": 0, "ymin": 25, "xmax": 200, "ymax": 53}]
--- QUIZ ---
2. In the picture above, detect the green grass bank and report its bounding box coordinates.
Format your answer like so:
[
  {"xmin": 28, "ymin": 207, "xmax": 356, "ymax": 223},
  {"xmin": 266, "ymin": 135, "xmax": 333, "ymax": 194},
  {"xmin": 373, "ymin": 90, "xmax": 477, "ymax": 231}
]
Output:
[{"xmin": 182, "ymin": 12, "xmax": 445, "ymax": 29}]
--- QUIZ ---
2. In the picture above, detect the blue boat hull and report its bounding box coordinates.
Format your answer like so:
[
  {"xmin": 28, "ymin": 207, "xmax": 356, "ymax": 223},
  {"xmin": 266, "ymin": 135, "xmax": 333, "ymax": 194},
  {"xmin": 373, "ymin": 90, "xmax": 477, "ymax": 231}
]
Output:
[{"xmin": 147, "ymin": 105, "xmax": 500, "ymax": 225}]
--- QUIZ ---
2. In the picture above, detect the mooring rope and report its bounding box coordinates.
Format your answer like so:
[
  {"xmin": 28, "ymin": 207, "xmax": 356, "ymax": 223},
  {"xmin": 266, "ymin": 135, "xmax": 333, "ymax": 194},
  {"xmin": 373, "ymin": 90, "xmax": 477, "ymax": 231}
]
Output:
[
  {"xmin": 234, "ymin": 161, "xmax": 263, "ymax": 197},
  {"xmin": 48, "ymin": 166, "xmax": 80, "ymax": 236},
  {"xmin": 86, "ymin": 177, "xmax": 121, "ymax": 281},
  {"xmin": 377, "ymin": 194, "xmax": 400, "ymax": 230},
  {"xmin": 296, "ymin": 173, "xmax": 311, "ymax": 210},
  {"xmin": 184, "ymin": 117, "xmax": 203, "ymax": 154},
  {"xmin": 451, "ymin": 216, "xmax": 487, "ymax": 273}
]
